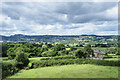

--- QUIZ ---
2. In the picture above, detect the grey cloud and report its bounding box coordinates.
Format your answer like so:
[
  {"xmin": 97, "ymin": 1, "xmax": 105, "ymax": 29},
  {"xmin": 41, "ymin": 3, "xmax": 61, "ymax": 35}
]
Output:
[
  {"xmin": 2, "ymin": 2, "xmax": 117, "ymax": 24},
  {"xmin": 56, "ymin": 2, "xmax": 117, "ymax": 14},
  {"xmin": 1, "ymin": 2, "xmax": 118, "ymax": 35},
  {"xmin": 63, "ymin": 26, "xmax": 81, "ymax": 29}
]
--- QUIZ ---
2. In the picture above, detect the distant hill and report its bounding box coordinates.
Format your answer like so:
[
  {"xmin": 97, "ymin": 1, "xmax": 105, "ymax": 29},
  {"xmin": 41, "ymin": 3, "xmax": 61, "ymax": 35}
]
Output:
[{"xmin": 0, "ymin": 34, "xmax": 117, "ymax": 43}]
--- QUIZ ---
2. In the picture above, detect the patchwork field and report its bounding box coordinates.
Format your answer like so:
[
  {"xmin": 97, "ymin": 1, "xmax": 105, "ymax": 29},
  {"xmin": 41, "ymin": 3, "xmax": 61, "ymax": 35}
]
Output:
[{"xmin": 7, "ymin": 64, "xmax": 118, "ymax": 78}]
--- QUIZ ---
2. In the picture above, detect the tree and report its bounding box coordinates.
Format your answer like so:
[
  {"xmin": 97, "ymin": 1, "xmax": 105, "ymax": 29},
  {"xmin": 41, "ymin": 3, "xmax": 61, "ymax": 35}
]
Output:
[
  {"xmin": 41, "ymin": 51, "xmax": 49, "ymax": 57},
  {"xmin": 115, "ymin": 48, "xmax": 120, "ymax": 55},
  {"xmin": 41, "ymin": 47, "xmax": 48, "ymax": 52},
  {"xmin": 47, "ymin": 44, "xmax": 52, "ymax": 48},
  {"xmin": 84, "ymin": 44, "xmax": 94, "ymax": 57},
  {"xmin": 79, "ymin": 44, "xmax": 83, "ymax": 47},
  {"xmin": 106, "ymin": 47, "xmax": 117, "ymax": 54},
  {"xmin": 48, "ymin": 50, "xmax": 58, "ymax": 57},
  {"xmin": 75, "ymin": 49, "xmax": 85, "ymax": 58},
  {"xmin": 2, "ymin": 43, "xmax": 8, "ymax": 57},
  {"xmin": 53, "ymin": 44, "xmax": 65, "ymax": 51},
  {"xmin": 36, "ymin": 47, "xmax": 42, "ymax": 57},
  {"xmin": 58, "ymin": 50, "xmax": 69, "ymax": 56},
  {"xmin": 70, "ymin": 47, "xmax": 77, "ymax": 51},
  {"xmin": 15, "ymin": 47, "xmax": 29, "ymax": 68},
  {"xmin": 7, "ymin": 47, "xmax": 16, "ymax": 59}
]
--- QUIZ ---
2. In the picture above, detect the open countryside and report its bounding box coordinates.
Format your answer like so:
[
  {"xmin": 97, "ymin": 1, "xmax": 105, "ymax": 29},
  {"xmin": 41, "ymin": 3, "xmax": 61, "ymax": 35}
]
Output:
[
  {"xmin": 2, "ymin": 34, "xmax": 120, "ymax": 79},
  {"xmin": 1, "ymin": 2, "xmax": 119, "ymax": 80}
]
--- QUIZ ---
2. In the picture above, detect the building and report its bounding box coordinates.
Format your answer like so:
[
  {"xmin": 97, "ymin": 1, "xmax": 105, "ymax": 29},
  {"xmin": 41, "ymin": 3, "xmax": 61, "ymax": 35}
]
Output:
[{"xmin": 93, "ymin": 50, "xmax": 107, "ymax": 58}]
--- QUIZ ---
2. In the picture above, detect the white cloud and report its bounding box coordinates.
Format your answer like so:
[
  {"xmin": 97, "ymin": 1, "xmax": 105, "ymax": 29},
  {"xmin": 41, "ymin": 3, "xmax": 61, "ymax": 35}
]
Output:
[
  {"xmin": 46, "ymin": 25, "xmax": 55, "ymax": 30},
  {"xmin": 1, "ymin": 2, "xmax": 118, "ymax": 36},
  {"xmin": 105, "ymin": 5, "xmax": 118, "ymax": 19}
]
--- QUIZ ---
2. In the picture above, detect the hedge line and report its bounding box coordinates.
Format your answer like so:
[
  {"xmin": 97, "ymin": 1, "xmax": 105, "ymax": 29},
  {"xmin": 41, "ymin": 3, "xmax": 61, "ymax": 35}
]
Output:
[
  {"xmin": 2, "ymin": 56, "xmax": 119, "ymax": 78},
  {"xmin": 32, "ymin": 58, "xmax": 119, "ymax": 68},
  {"xmin": 40, "ymin": 55, "xmax": 75, "ymax": 60}
]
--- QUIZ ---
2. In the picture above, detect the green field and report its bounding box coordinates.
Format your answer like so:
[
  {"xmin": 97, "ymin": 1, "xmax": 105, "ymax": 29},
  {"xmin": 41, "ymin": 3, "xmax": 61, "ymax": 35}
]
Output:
[
  {"xmin": 92, "ymin": 47, "xmax": 107, "ymax": 52},
  {"xmin": 74, "ymin": 47, "xmax": 107, "ymax": 52},
  {"xmin": 104, "ymin": 58, "xmax": 119, "ymax": 61},
  {"xmin": 7, "ymin": 64, "xmax": 118, "ymax": 78}
]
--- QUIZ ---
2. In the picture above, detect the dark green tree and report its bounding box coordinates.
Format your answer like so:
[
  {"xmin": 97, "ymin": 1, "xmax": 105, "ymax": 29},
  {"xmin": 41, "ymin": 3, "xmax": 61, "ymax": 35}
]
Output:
[
  {"xmin": 84, "ymin": 44, "xmax": 94, "ymax": 57},
  {"xmin": 47, "ymin": 44, "xmax": 52, "ymax": 48},
  {"xmin": 70, "ymin": 47, "xmax": 77, "ymax": 51},
  {"xmin": 15, "ymin": 47, "xmax": 29, "ymax": 68},
  {"xmin": 53, "ymin": 44, "xmax": 65, "ymax": 51},
  {"xmin": 106, "ymin": 47, "xmax": 117, "ymax": 54},
  {"xmin": 75, "ymin": 49, "xmax": 85, "ymax": 58}
]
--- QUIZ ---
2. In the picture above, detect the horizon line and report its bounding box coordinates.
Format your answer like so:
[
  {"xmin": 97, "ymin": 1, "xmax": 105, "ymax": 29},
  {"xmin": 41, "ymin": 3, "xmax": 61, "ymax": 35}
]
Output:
[{"xmin": 1, "ymin": 34, "xmax": 119, "ymax": 37}]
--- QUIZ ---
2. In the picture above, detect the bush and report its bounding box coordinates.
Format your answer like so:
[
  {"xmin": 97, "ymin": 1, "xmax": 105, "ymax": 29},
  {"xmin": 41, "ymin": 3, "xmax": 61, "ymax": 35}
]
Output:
[
  {"xmin": 53, "ymin": 44, "xmax": 65, "ymax": 51},
  {"xmin": 58, "ymin": 50, "xmax": 69, "ymax": 56},
  {"xmin": 2, "ymin": 61, "xmax": 19, "ymax": 79},
  {"xmin": 41, "ymin": 51, "xmax": 49, "ymax": 57},
  {"xmin": 15, "ymin": 52, "xmax": 29, "ymax": 68},
  {"xmin": 70, "ymin": 47, "xmax": 77, "ymax": 51},
  {"xmin": 75, "ymin": 49, "xmax": 84, "ymax": 58},
  {"xmin": 48, "ymin": 51, "xmax": 58, "ymax": 57}
]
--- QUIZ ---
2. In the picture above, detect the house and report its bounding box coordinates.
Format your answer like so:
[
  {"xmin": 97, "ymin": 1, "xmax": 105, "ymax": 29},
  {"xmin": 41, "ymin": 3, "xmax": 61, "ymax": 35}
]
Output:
[{"xmin": 93, "ymin": 50, "xmax": 107, "ymax": 58}]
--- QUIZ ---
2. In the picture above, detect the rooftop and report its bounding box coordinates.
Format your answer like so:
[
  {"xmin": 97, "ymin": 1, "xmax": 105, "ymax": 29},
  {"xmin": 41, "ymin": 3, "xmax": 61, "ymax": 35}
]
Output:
[{"xmin": 94, "ymin": 50, "xmax": 106, "ymax": 54}]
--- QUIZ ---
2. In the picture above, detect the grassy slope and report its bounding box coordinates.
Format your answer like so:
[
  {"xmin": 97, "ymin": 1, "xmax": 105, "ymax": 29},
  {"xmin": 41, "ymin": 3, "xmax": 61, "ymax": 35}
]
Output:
[{"xmin": 8, "ymin": 64, "xmax": 118, "ymax": 78}]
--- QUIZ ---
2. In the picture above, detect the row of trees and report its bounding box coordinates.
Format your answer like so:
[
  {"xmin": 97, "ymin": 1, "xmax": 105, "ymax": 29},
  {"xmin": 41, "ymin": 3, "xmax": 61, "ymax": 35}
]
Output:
[
  {"xmin": 2, "ymin": 42, "xmax": 120, "ymax": 59},
  {"xmin": 2, "ymin": 42, "xmax": 94, "ymax": 59}
]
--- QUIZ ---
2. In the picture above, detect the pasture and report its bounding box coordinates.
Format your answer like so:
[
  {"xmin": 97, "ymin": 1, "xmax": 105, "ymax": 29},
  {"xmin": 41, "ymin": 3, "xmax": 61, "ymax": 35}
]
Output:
[{"xmin": 7, "ymin": 64, "xmax": 118, "ymax": 78}]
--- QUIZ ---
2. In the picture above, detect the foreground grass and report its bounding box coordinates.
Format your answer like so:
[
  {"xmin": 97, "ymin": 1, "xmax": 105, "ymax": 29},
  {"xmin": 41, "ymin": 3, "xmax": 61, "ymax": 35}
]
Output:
[{"xmin": 8, "ymin": 64, "xmax": 118, "ymax": 78}]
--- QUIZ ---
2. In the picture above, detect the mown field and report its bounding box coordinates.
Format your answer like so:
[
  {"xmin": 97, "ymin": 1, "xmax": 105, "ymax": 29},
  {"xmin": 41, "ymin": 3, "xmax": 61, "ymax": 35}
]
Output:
[{"xmin": 7, "ymin": 64, "xmax": 118, "ymax": 78}]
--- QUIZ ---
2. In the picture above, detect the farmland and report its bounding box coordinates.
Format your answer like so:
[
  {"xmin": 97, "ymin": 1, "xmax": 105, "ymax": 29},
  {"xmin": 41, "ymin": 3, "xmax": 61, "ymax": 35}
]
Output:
[
  {"xmin": 1, "ymin": 1, "xmax": 119, "ymax": 80},
  {"xmin": 1, "ymin": 35, "xmax": 119, "ymax": 79},
  {"xmin": 7, "ymin": 64, "xmax": 118, "ymax": 78}
]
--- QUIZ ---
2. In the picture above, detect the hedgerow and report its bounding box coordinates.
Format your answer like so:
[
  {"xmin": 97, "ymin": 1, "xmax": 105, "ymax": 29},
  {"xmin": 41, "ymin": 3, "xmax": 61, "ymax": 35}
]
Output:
[
  {"xmin": 32, "ymin": 58, "xmax": 119, "ymax": 68},
  {"xmin": 2, "ymin": 56, "xmax": 119, "ymax": 79}
]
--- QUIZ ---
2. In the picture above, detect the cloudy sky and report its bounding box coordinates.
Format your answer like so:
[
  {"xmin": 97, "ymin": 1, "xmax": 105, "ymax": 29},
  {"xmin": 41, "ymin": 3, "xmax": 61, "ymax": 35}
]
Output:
[{"xmin": 0, "ymin": 2, "xmax": 118, "ymax": 36}]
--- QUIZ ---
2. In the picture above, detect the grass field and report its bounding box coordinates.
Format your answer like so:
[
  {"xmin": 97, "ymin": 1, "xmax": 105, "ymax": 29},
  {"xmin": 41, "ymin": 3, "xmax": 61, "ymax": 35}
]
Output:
[
  {"xmin": 7, "ymin": 64, "xmax": 118, "ymax": 78},
  {"xmin": 75, "ymin": 47, "xmax": 107, "ymax": 52},
  {"xmin": 104, "ymin": 58, "xmax": 119, "ymax": 61},
  {"xmin": 29, "ymin": 57, "xmax": 50, "ymax": 63},
  {"xmin": 92, "ymin": 47, "xmax": 107, "ymax": 52},
  {"xmin": 29, "ymin": 57, "xmax": 42, "ymax": 62}
]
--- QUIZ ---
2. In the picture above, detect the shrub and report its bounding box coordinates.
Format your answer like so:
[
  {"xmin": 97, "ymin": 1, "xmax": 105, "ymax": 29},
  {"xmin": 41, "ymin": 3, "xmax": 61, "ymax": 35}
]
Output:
[
  {"xmin": 53, "ymin": 44, "xmax": 65, "ymax": 51},
  {"xmin": 70, "ymin": 47, "xmax": 77, "ymax": 51},
  {"xmin": 75, "ymin": 49, "xmax": 84, "ymax": 58},
  {"xmin": 41, "ymin": 51, "xmax": 49, "ymax": 57},
  {"xmin": 58, "ymin": 50, "xmax": 69, "ymax": 56},
  {"xmin": 48, "ymin": 51, "xmax": 58, "ymax": 57},
  {"xmin": 2, "ymin": 61, "xmax": 19, "ymax": 79},
  {"xmin": 15, "ymin": 52, "xmax": 29, "ymax": 68}
]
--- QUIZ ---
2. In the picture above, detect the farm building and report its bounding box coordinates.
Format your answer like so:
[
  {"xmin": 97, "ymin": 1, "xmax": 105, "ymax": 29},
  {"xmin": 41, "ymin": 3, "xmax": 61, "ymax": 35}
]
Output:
[
  {"xmin": 94, "ymin": 50, "xmax": 107, "ymax": 58},
  {"xmin": 90, "ymin": 50, "xmax": 107, "ymax": 58}
]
